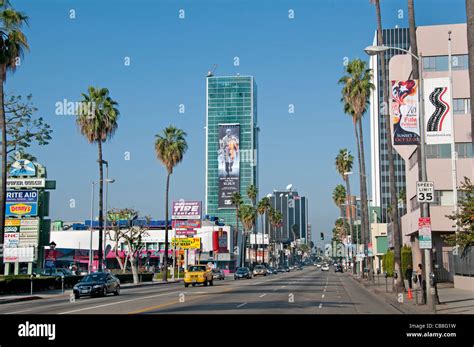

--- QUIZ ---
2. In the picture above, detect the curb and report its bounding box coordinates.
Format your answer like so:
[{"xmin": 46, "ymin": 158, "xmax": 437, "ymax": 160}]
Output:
[{"xmin": 0, "ymin": 279, "xmax": 183, "ymax": 305}]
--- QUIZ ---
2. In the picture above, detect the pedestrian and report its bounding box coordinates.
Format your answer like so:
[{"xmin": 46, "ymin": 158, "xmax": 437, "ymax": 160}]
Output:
[
  {"xmin": 405, "ymin": 264, "xmax": 413, "ymax": 289},
  {"xmin": 416, "ymin": 263, "xmax": 423, "ymax": 287}
]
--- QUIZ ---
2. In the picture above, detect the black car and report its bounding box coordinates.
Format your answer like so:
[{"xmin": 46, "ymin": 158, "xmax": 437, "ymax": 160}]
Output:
[
  {"xmin": 73, "ymin": 272, "xmax": 120, "ymax": 299},
  {"xmin": 234, "ymin": 267, "xmax": 252, "ymax": 280},
  {"xmin": 334, "ymin": 264, "xmax": 343, "ymax": 273}
]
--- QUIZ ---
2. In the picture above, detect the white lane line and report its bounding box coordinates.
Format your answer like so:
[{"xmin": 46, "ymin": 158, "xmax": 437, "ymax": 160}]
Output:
[
  {"xmin": 259, "ymin": 294, "xmax": 267, "ymax": 298},
  {"xmin": 318, "ymin": 303, "xmax": 323, "ymax": 309},
  {"xmin": 6, "ymin": 308, "xmax": 33, "ymax": 314},
  {"xmin": 323, "ymin": 288, "xmax": 326, "ymax": 292},
  {"xmin": 280, "ymin": 285, "xmax": 286, "ymax": 288},
  {"xmin": 252, "ymin": 282, "xmax": 263, "ymax": 285},
  {"xmin": 237, "ymin": 302, "xmax": 247, "ymax": 308},
  {"xmin": 272, "ymin": 288, "xmax": 278, "ymax": 291},
  {"xmin": 322, "ymin": 294, "xmax": 325, "ymax": 299},
  {"xmin": 58, "ymin": 291, "xmax": 176, "ymax": 315}
]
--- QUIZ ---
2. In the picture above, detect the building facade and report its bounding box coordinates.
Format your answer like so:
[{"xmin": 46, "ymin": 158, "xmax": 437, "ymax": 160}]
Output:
[
  {"xmin": 370, "ymin": 28, "xmax": 411, "ymax": 223},
  {"xmin": 205, "ymin": 75, "xmax": 258, "ymax": 230},
  {"xmin": 388, "ymin": 23, "xmax": 473, "ymax": 287}
]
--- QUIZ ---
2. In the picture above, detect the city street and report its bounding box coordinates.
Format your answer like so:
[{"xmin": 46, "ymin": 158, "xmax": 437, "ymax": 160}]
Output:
[{"xmin": 0, "ymin": 268, "xmax": 400, "ymax": 314}]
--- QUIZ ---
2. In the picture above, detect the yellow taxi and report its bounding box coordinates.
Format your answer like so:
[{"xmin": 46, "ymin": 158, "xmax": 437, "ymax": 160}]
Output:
[{"xmin": 184, "ymin": 265, "xmax": 213, "ymax": 287}]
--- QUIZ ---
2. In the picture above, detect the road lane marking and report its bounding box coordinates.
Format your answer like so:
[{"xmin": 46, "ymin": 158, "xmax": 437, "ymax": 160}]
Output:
[
  {"xmin": 322, "ymin": 294, "xmax": 325, "ymax": 299},
  {"xmin": 259, "ymin": 294, "xmax": 266, "ymax": 298},
  {"xmin": 318, "ymin": 303, "xmax": 323, "ymax": 308},
  {"xmin": 323, "ymin": 288, "xmax": 326, "ymax": 292},
  {"xmin": 237, "ymin": 302, "xmax": 247, "ymax": 308},
  {"xmin": 252, "ymin": 282, "xmax": 263, "ymax": 285}
]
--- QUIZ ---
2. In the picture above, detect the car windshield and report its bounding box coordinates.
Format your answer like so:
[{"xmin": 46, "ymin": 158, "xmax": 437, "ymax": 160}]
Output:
[
  {"xmin": 255, "ymin": 266, "xmax": 264, "ymax": 269},
  {"xmin": 236, "ymin": 268, "xmax": 248, "ymax": 273},
  {"xmin": 188, "ymin": 266, "xmax": 206, "ymax": 272},
  {"xmin": 81, "ymin": 273, "xmax": 106, "ymax": 283}
]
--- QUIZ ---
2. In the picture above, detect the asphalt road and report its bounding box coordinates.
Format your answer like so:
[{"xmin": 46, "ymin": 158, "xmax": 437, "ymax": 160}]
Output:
[{"xmin": 0, "ymin": 267, "xmax": 401, "ymax": 314}]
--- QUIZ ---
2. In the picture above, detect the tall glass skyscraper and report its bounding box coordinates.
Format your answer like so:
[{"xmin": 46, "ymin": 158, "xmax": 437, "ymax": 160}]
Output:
[
  {"xmin": 369, "ymin": 28, "xmax": 410, "ymax": 223},
  {"xmin": 205, "ymin": 75, "xmax": 258, "ymax": 232}
]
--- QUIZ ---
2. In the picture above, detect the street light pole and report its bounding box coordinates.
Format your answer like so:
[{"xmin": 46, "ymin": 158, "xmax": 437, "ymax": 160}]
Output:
[{"xmin": 365, "ymin": 44, "xmax": 435, "ymax": 310}]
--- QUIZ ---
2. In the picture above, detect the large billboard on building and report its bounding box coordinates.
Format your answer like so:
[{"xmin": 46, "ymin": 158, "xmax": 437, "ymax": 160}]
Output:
[
  {"xmin": 217, "ymin": 124, "xmax": 240, "ymax": 208},
  {"xmin": 391, "ymin": 80, "xmax": 420, "ymax": 145},
  {"xmin": 424, "ymin": 77, "xmax": 453, "ymax": 144}
]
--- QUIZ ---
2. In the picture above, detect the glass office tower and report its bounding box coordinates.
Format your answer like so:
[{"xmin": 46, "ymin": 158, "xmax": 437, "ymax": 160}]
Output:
[{"xmin": 205, "ymin": 75, "xmax": 258, "ymax": 232}]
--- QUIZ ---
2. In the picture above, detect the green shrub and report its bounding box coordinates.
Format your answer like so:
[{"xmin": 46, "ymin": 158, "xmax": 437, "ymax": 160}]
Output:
[
  {"xmin": 401, "ymin": 246, "xmax": 413, "ymax": 279},
  {"xmin": 382, "ymin": 246, "xmax": 412, "ymax": 278},
  {"xmin": 382, "ymin": 250, "xmax": 394, "ymax": 277}
]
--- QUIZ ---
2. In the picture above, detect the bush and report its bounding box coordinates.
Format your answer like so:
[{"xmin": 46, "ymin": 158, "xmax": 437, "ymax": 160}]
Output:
[
  {"xmin": 382, "ymin": 246, "xmax": 412, "ymax": 278},
  {"xmin": 114, "ymin": 273, "xmax": 153, "ymax": 283}
]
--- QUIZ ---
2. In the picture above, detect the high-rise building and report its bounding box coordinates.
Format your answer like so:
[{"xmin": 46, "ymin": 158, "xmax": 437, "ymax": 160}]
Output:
[
  {"xmin": 266, "ymin": 189, "xmax": 308, "ymax": 244},
  {"xmin": 205, "ymin": 75, "xmax": 258, "ymax": 233},
  {"xmin": 369, "ymin": 28, "xmax": 410, "ymax": 222}
]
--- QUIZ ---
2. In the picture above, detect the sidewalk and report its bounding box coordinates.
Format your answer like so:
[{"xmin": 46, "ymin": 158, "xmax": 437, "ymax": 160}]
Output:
[
  {"xmin": 346, "ymin": 272, "xmax": 474, "ymax": 314},
  {"xmin": 0, "ymin": 278, "xmax": 182, "ymax": 305}
]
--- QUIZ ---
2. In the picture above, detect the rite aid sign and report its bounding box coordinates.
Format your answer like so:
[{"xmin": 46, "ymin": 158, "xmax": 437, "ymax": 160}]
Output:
[{"xmin": 172, "ymin": 200, "xmax": 202, "ymax": 220}]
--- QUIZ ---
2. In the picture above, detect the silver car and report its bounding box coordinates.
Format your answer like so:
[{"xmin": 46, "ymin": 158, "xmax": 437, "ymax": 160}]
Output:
[
  {"xmin": 211, "ymin": 268, "xmax": 225, "ymax": 280},
  {"xmin": 253, "ymin": 265, "xmax": 267, "ymax": 276}
]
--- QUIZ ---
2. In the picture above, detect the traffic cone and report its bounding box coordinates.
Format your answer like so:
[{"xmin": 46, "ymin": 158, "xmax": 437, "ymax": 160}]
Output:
[{"xmin": 407, "ymin": 288, "xmax": 413, "ymax": 300}]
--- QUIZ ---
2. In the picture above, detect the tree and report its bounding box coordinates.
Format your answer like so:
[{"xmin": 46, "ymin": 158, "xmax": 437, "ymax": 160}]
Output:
[
  {"xmin": 239, "ymin": 204, "xmax": 256, "ymax": 267},
  {"xmin": 246, "ymin": 184, "xmax": 258, "ymax": 264},
  {"xmin": 107, "ymin": 207, "xmax": 137, "ymax": 272},
  {"xmin": 257, "ymin": 196, "xmax": 271, "ymax": 263},
  {"xmin": 372, "ymin": 0, "xmax": 403, "ymax": 289},
  {"xmin": 332, "ymin": 218, "xmax": 348, "ymax": 242},
  {"xmin": 339, "ymin": 59, "xmax": 374, "ymax": 269},
  {"xmin": 77, "ymin": 87, "xmax": 119, "ymax": 272},
  {"xmin": 444, "ymin": 177, "xmax": 474, "ymax": 252},
  {"xmin": 335, "ymin": 149, "xmax": 354, "ymax": 238},
  {"xmin": 154, "ymin": 126, "xmax": 188, "ymax": 281},
  {"xmin": 5, "ymin": 94, "xmax": 52, "ymax": 166},
  {"xmin": 332, "ymin": 184, "xmax": 346, "ymax": 213},
  {"xmin": 466, "ymin": 0, "xmax": 474, "ymax": 147},
  {"xmin": 231, "ymin": 192, "xmax": 243, "ymax": 262},
  {"xmin": 0, "ymin": 1, "xmax": 29, "ymax": 252}
]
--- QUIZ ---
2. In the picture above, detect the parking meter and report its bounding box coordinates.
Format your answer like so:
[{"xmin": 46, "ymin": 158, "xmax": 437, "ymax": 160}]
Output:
[
  {"xmin": 429, "ymin": 272, "xmax": 436, "ymax": 286},
  {"xmin": 377, "ymin": 269, "xmax": 381, "ymax": 275},
  {"xmin": 383, "ymin": 272, "xmax": 388, "ymax": 278}
]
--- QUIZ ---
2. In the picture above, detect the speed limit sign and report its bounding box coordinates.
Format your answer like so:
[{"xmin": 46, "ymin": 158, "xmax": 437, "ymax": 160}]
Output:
[{"xmin": 417, "ymin": 181, "xmax": 434, "ymax": 203}]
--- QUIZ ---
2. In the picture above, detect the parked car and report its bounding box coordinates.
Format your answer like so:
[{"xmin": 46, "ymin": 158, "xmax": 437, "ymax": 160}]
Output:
[
  {"xmin": 316, "ymin": 264, "xmax": 322, "ymax": 268},
  {"xmin": 335, "ymin": 264, "xmax": 343, "ymax": 273},
  {"xmin": 253, "ymin": 265, "xmax": 267, "ymax": 276},
  {"xmin": 73, "ymin": 272, "xmax": 120, "ymax": 299},
  {"xmin": 234, "ymin": 267, "xmax": 252, "ymax": 280},
  {"xmin": 296, "ymin": 264, "xmax": 303, "ymax": 270},
  {"xmin": 321, "ymin": 264, "xmax": 330, "ymax": 271},
  {"xmin": 211, "ymin": 268, "xmax": 225, "ymax": 280},
  {"xmin": 184, "ymin": 265, "xmax": 213, "ymax": 287},
  {"xmin": 266, "ymin": 266, "xmax": 276, "ymax": 274}
]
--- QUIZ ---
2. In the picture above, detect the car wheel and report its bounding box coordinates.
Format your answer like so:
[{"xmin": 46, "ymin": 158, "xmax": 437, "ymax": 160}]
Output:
[
  {"xmin": 184, "ymin": 283, "xmax": 189, "ymax": 288},
  {"xmin": 204, "ymin": 280, "xmax": 208, "ymax": 286},
  {"xmin": 210, "ymin": 279, "xmax": 214, "ymax": 286},
  {"xmin": 192, "ymin": 283, "xmax": 196, "ymax": 287},
  {"xmin": 102, "ymin": 287, "xmax": 107, "ymax": 297},
  {"xmin": 114, "ymin": 286, "xmax": 120, "ymax": 296},
  {"xmin": 74, "ymin": 293, "xmax": 80, "ymax": 299}
]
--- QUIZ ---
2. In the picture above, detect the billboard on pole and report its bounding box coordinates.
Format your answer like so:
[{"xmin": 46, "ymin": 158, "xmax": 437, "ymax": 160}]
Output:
[
  {"xmin": 217, "ymin": 124, "xmax": 240, "ymax": 208},
  {"xmin": 424, "ymin": 77, "xmax": 453, "ymax": 144},
  {"xmin": 391, "ymin": 80, "xmax": 420, "ymax": 145},
  {"xmin": 171, "ymin": 200, "xmax": 202, "ymax": 220}
]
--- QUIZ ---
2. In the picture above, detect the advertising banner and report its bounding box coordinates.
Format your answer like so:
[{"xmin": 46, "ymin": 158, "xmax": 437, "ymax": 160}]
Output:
[
  {"xmin": 171, "ymin": 237, "xmax": 201, "ymax": 249},
  {"xmin": 172, "ymin": 219, "xmax": 201, "ymax": 229},
  {"xmin": 4, "ymin": 233, "xmax": 20, "ymax": 248},
  {"xmin": 171, "ymin": 201, "xmax": 202, "ymax": 220},
  {"xmin": 217, "ymin": 124, "xmax": 240, "ymax": 208},
  {"xmin": 391, "ymin": 80, "xmax": 420, "ymax": 145},
  {"xmin": 6, "ymin": 190, "xmax": 38, "ymax": 217},
  {"xmin": 176, "ymin": 229, "xmax": 196, "ymax": 236},
  {"xmin": 423, "ymin": 77, "xmax": 453, "ymax": 144},
  {"xmin": 3, "ymin": 247, "xmax": 35, "ymax": 263},
  {"xmin": 19, "ymin": 218, "xmax": 40, "ymax": 247},
  {"xmin": 9, "ymin": 159, "xmax": 36, "ymax": 177},
  {"xmin": 7, "ymin": 178, "xmax": 45, "ymax": 188},
  {"xmin": 418, "ymin": 217, "xmax": 432, "ymax": 249},
  {"xmin": 45, "ymin": 249, "xmax": 58, "ymax": 268}
]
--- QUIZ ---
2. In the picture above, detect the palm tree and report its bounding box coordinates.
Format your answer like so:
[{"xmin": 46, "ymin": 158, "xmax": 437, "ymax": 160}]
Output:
[
  {"xmin": 332, "ymin": 184, "xmax": 347, "ymax": 214},
  {"xmin": 257, "ymin": 197, "xmax": 271, "ymax": 263},
  {"xmin": 466, "ymin": 0, "xmax": 474, "ymax": 147},
  {"xmin": 246, "ymin": 184, "xmax": 258, "ymax": 265},
  {"xmin": 238, "ymin": 204, "xmax": 256, "ymax": 267},
  {"xmin": 372, "ymin": 0, "xmax": 403, "ymax": 289},
  {"xmin": 77, "ymin": 87, "xmax": 119, "ymax": 271},
  {"xmin": 0, "ymin": 2, "xmax": 29, "ymax": 252},
  {"xmin": 154, "ymin": 126, "xmax": 188, "ymax": 281},
  {"xmin": 273, "ymin": 210, "xmax": 283, "ymax": 266},
  {"xmin": 230, "ymin": 192, "xmax": 243, "ymax": 263},
  {"xmin": 339, "ymin": 58, "xmax": 374, "ymax": 277}
]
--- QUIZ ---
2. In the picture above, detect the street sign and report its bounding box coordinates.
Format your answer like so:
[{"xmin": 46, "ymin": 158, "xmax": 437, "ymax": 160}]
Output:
[
  {"xmin": 7, "ymin": 178, "xmax": 45, "ymax": 188},
  {"xmin": 418, "ymin": 217, "xmax": 432, "ymax": 249},
  {"xmin": 416, "ymin": 181, "xmax": 434, "ymax": 203}
]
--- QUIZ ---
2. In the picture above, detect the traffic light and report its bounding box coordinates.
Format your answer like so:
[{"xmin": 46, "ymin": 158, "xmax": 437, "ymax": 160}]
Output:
[{"xmin": 320, "ymin": 232, "xmax": 324, "ymax": 240}]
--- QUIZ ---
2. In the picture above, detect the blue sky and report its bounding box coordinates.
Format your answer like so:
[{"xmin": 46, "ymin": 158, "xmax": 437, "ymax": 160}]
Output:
[{"xmin": 9, "ymin": 0, "xmax": 467, "ymax": 247}]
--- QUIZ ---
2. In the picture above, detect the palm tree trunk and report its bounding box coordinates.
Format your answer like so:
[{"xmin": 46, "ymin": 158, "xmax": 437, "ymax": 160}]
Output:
[
  {"xmin": 162, "ymin": 173, "xmax": 170, "ymax": 281},
  {"xmin": 466, "ymin": 0, "xmax": 474, "ymax": 147},
  {"xmin": 408, "ymin": 0, "xmax": 419, "ymax": 79},
  {"xmin": 97, "ymin": 140, "xmax": 104, "ymax": 272},
  {"xmin": 345, "ymin": 177, "xmax": 356, "ymax": 274},
  {"xmin": 375, "ymin": 0, "xmax": 403, "ymax": 289},
  {"xmin": 0, "ymin": 65, "xmax": 6, "ymax": 273},
  {"xmin": 235, "ymin": 208, "xmax": 239, "ymax": 266},
  {"xmin": 353, "ymin": 120, "xmax": 366, "ymax": 267},
  {"xmin": 358, "ymin": 117, "xmax": 373, "ymax": 279}
]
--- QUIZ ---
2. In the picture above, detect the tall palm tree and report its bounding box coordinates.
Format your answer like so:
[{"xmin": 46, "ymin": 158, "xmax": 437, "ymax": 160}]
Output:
[
  {"xmin": 269, "ymin": 207, "xmax": 283, "ymax": 266},
  {"xmin": 466, "ymin": 0, "xmax": 474, "ymax": 147},
  {"xmin": 0, "ymin": 1, "xmax": 29, "ymax": 253},
  {"xmin": 238, "ymin": 204, "xmax": 256, "ymax": 267},
  {"xmin": 230, "ymin": 192, "xmax": 243, "ymax": 263},
  {"xmin": 339, "ymin": 58, "xmax": 374, "ymax": 277},
  {"xmin": 332, "ymin": 184, "xmax": 347, "ymax": 214},
  {"xmin": 372, "ymin": 0, "xmax": 403, "ymax": 289},
  {"xmin": 257, "ymin": 197, "xmax": 271, "ymax": 263},
  {"xmin": 77, "ymin": 87, "xmax": 119, "ymax": 271},
  {"xmin": 154, "ymin": 126, "xmax": 188, "ymax": 281},
  {"xmin": 246, "ymin": 184, "xmax": 258, "ymax": 264}
]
